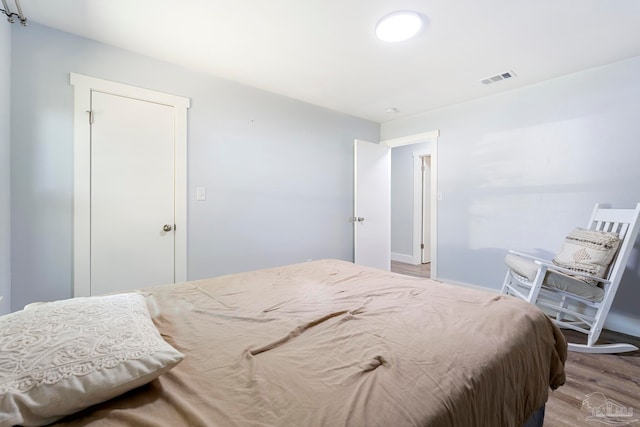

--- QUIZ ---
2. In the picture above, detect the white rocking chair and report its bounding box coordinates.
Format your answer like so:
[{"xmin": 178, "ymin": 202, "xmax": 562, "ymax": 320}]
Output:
[{"xmin": 501, "ymin": 203, "xmax": 640, "ymax": 353}]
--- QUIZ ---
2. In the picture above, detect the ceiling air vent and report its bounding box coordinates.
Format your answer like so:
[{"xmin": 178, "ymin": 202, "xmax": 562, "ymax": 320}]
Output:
[{"xmin": 481, "ymin": 70, "xmax": 516, "ymax": 85}]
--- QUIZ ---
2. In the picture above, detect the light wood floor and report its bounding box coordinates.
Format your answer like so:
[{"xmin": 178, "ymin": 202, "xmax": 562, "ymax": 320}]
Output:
[
  {"xmin": 390, "ymin": 261, "xmax": 640, "ymax": 426},
  {"xmin": 390, "ymin": 260, "xmax": 430, "ymax": 278},
  {"xmin": 545, "ymin": 329, "xmax": 640, "ymax": 426}
]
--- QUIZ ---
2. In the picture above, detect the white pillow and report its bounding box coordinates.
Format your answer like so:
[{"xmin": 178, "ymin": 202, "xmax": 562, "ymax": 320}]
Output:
[
  {"xmin": 552, "ymin": 227, "xmax": 621, "ymax": 284},
  {"xmin": 0, "ymin": 293, "xmax": 184, "ymax": 427}
]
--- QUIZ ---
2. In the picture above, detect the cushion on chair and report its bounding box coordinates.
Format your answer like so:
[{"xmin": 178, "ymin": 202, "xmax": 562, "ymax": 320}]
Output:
[
  {"xmin": 504, "ymin": 254, "xmax": 605, "ymax": 302},
  {"xmin": 504, "ymin": 253, "xmax": 540, "ymax": 281},
  {"xmin": 544, "ymin": 271, "xmax": 605, "ymax": 302},
  {"xmin": 552, "ymin": 227, "xmax": 620, "ymax": 283}
]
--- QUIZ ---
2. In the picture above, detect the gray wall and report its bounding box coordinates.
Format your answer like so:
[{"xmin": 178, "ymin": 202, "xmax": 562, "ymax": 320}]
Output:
[
  {"xmin": 0, "ymin": 23, "xmax": 10, "ymax": 315},
  {"xmin": 391, "ymin": 142, "xmax": 429, "ymax": 258},
  {"xmin": 381, "ymin": 56, "xmax": 640, "ymax": 336},
  {"xmin": 10, "ymin": 23, "xmax": 378, "ymax": 311}
]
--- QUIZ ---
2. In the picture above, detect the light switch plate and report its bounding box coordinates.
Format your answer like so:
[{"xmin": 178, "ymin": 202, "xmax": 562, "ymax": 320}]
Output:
[{"xmin": 196, "ymin": 186, "xmax": 206, "ymax": 201}]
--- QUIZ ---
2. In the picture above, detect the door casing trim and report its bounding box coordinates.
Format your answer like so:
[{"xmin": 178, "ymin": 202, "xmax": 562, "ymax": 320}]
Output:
[{"xmin": 70, "ymin": 73, "xmax": 190, "ymax": 296}]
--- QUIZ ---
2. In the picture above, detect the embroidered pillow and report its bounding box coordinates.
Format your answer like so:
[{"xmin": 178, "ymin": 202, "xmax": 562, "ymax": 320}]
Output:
[
  {"xmin": 0, "ymin": 293, "xmax": 184, "ymax": 427},
  {"xmin": 552, "ymin": 227, "xmax": 621, "ymax": 284}
]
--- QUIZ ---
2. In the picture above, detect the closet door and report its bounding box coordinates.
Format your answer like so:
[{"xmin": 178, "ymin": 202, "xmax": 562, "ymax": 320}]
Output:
[
  {"xmin": 89, "ymin": 91, "xmax": 176, "ymax": 295},
  {"xmin": 71, "ymin": 74, "xmax": 189, "ymax": 297}
]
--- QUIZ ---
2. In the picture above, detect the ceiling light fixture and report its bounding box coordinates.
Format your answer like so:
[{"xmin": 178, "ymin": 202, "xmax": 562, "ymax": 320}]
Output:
[{"xmin": 375, "ymin": 11, "xmax": 423, "ymax": 42}]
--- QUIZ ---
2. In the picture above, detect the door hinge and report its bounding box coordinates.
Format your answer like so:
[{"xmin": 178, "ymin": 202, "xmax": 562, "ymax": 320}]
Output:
[
  {"xmin": 420, "ymin": 243, "xmax": 425, "ymax": 249},
  {"xmin": 87, "ymin": 110, "xmax": 94, "ymax": 124}
]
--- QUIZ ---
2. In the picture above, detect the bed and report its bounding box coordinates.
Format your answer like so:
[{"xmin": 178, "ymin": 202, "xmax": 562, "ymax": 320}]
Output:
[{"xmin": 1, "ymin": 259, "xmax": 566, "ymax": 426}]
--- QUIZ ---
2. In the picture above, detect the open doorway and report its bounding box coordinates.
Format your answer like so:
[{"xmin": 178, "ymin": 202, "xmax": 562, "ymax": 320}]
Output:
[{"xmin": 384, "ymin": 131, "xmax": 439, "ymax": 279}]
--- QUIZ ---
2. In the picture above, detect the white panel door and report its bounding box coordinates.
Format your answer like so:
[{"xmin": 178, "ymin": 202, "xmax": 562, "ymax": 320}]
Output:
[
  {"xmin": 354, "ymin": 139, "xmax": 391, "ymax": 270},
  {"xmin": 91, "ymin": 91, "xmax": 175, "ymax": 295}
]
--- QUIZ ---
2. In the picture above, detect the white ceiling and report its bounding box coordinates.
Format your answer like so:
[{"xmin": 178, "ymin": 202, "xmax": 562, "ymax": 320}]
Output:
[{"xmin": 14, "ymin": 0, "xmax": 640, "ymax": 123}]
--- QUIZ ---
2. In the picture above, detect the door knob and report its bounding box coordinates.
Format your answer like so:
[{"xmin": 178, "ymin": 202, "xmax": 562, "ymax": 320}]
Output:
[{"xmin": 163, "ymin": 224, "xmax": 173, "ymax": 232}]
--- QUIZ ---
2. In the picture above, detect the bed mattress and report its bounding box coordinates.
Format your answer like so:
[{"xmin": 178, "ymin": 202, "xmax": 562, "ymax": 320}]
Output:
[{"xmin": 56, "ymin": 259, "xmax": 566, "ymax": 426}]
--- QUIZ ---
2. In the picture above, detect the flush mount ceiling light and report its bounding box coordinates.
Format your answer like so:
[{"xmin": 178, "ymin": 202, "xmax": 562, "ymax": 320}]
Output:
[{"xmin": 375, "ymin": 11, "xmax": 423, "ymax": 42}]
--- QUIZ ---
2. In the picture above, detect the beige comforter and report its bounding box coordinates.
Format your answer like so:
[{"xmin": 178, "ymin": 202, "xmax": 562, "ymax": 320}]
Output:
[{"xmin": 57, "ymin": 259, "xmax": 566, "ymax": 426}]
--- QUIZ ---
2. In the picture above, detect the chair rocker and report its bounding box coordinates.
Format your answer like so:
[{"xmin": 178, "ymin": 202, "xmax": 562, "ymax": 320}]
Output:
[{"xmin": 501, "ymin": 203, "xmax": 640, "ymax": 353}]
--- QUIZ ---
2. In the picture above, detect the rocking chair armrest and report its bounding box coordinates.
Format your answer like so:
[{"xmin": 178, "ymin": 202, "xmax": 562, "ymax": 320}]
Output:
[
  {"xmin": 506, "ymin": 249, "xmax": 551, "ymax": 263},
  {"xmin": 532, "ymin": 259, "xmax": 611, "ymax": 284}
]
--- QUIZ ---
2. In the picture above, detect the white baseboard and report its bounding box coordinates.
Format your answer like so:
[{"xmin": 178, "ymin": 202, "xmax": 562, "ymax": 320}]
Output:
[
  {"xmin": 391, "ymin": 252, "xmax": 418, "ymax": 264},
  {"xmin": 438, "ymin": 278, "xmax": 640, "ymax": 338},
  {"xmin": 438, "ymin": 278, "xmax": 500, "ymax": 293}
]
